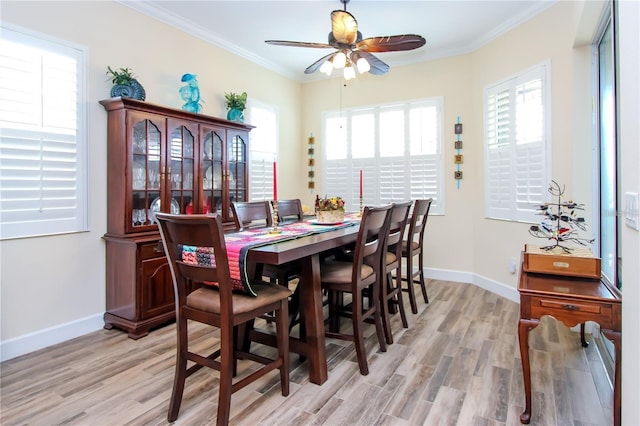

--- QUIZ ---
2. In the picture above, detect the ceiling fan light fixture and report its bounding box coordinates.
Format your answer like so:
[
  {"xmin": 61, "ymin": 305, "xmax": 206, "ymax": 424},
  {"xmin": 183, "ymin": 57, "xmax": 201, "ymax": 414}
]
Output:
[
  {"xmin": 356, "ymin": 56, "xmax": 370, "ymax": 74},
  {"xmin": 333, "ymin": 51, "xmax": 347, "ymax": 69},
  {"xmin": 320, "ymin": 59, "xmax": 334, "ymax": 76},
  {"xmin": 344, "ymin": 65, "xmax": 356, "ymax": 80},
  {"xmin": 266, "ymin": 0, "xmax": 425, "ymax": 78}
]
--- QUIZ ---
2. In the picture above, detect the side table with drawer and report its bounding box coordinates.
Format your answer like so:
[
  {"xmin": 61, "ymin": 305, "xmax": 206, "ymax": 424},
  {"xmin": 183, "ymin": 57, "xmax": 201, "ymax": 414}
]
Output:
[{"xmin": 517, "ymin": 258, "xmax": 621, "ymax": 425}]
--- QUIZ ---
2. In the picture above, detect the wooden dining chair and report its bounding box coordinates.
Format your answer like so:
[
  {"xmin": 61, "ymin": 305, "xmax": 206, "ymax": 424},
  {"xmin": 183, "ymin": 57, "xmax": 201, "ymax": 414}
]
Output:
[
  {"xmin": 155, "ymin": 213, "xmax": 291, "ymax": 426},
  {"xmin": 401, "ymin": 198, "xmax": 433, "ymax": 314},
  {"xmin": 380, "ymin": 201, "xmax": 412, "ymax": 344},
  {"xmin": 272, "ymin": 199, "xmax": 304, "ymax": 224},
  {"xmin": 233, "ymin": 200, "xmax": 301, "ymax": 329},
  {"xmin": 231, "ymin": 201, "xmax": 272, "ymax": 230},
  {"xmin": 321, "ymin": 204, "xmax": 392, "ymax": 375}
]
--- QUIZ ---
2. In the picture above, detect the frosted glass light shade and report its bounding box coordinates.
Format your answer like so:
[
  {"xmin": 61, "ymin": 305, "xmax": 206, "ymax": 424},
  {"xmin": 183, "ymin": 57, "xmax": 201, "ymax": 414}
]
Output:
[
  {"xmin": 344, "ymin": 65, "xmax": 356, "ymax": 80},
  {"xmin": 333, "ymin": 51, "xmax": 346, "ymax": 69},
  {"xmin": 356, "ymin": 57, "xmax": 370, "ymax": 73}
]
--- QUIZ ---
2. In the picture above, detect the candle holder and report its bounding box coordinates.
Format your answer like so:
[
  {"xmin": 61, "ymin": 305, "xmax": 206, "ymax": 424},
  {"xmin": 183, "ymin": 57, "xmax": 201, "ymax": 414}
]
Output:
[
  {"xmin": 358, "ymin": 195, "xmax": 363, "ymax": 217},
  {"xmin": 269, "ymin": 200, "xmax": 283, "ymax": 234}
]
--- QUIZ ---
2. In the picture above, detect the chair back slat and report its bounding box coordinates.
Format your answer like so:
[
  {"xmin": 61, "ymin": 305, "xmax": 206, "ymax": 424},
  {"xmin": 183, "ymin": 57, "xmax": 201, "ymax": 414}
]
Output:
[
  {"xmin": 355, "ymin": 205, "xmax": 393, "ymax": 271},
  {"xmin": 272, "ymin": 199, "xmax": 304, "ymax": 224},
  {"xmin": 156, "ymin": 213, "xmax": 233, "ymax": 303},
  {"xmin": 232, "ymin": 201, "xmax": 272, "ymax": 230},
  {"xmin": 408, "ymin": 198, "xmax": 433, "ymax": 245},
  {"xmin": 387, "ymin": 201, "xmax": 412, "ymax": 248}
]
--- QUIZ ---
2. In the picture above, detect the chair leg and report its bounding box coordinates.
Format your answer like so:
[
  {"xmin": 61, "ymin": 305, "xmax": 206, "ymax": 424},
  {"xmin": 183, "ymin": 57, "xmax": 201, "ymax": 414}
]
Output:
[
  {"xmin": 417, "ymin": 249, "xmax": 428, "ymax": 304},
  {"xmin": 288, "ymin": 286, "xmax": 300, "ymax": 332},
  {"xmin": 394, "ymin": 269, "xmax": 409, "ymax": 328},
  {"xmin": 328, "ymin": 291, "xmax": 341, "ymax": 333},
  {"xmin": 351, "ymin": 293, "xmax": 369, "ymax": 375},
  {"xmin": 380, "ymin": 272, "xmax": 394, "ymax": 345},
  {"xmin": 404, "ymin": 253, "xmax": 418, "ymax": 314},
  {"xmin": 371, "ymin": 280, "xmax": 387, "ymax": 354},
  {"xmin": 167, "ymin": 317, "xmax": 188, "ymax": 422},
  {"xmin": 275, "ymin": 299, "xmax": 290, "ymax": 396},
  {"xmin": 216, "ymin": 324, "xmax": 234, "ymax": 426}
]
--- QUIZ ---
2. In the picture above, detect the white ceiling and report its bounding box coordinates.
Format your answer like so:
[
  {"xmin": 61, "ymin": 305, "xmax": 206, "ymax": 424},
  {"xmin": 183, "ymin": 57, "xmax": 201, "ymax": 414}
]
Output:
[{"xmin": 119, "ymin": 0, "xmax": 557, "ymax": 83}]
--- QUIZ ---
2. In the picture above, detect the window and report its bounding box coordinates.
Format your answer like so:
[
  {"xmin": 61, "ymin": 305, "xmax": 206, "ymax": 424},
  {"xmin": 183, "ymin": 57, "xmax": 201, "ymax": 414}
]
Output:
[
  {"xmin": 0, "ymin": 24, "xmax": 87, "ymax": 240},
  {"xmin": 596, "ymin": 7, "xmax": 620, "ymax": 289},
  {"xmin": 484, "ymin": 62, "xmax": 550, "ymax": 222},
  {"xmin": 246, "ymin": 100, "xmax": 277, "ymax": 201},
  {"xmin": 323, "ymin": 98, "xmax": 444, "ymax": 213}
]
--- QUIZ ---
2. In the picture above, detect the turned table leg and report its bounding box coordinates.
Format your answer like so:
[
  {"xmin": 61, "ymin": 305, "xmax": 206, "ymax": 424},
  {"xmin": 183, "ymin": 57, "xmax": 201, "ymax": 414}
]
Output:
[{"xmin": 518, "ymin": 318, "xmax": 540, "ymax": 424}]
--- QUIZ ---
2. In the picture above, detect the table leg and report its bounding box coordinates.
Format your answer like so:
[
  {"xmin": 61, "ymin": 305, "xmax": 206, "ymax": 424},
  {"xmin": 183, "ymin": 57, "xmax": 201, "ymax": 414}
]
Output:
[
  {"xmin": 580, "ymin": 323, "xmax": 589, "ymax": 347},
  {"xmin": 299, "ymin": 253, "xmax": 328, "ymax": 385},
  {"xmin": 519, "ymin": 318, "xmax": 540, "ymax": 424},
  {"xmin": 601, "ymin": 329, "xmax": 621, "ymax": 426}
]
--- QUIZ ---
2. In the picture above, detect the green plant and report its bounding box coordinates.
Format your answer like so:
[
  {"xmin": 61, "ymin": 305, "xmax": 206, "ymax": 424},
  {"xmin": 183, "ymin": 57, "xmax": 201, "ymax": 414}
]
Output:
[
  {"xmin": 224, "ymin": 91, "xmax": 247, "ymax": 111},
  {"xmin": 106, "ymin": 66, "xmax": 136, "ymax": 85}
]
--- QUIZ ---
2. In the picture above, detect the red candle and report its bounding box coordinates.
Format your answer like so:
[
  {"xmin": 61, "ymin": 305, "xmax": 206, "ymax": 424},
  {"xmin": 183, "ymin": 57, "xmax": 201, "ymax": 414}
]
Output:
[
  {"xmin": 273, "ymin": 161, "xmax": 278, "ymax": 201},
  {"xmin": 359, "ymin": 169, "xmax": 363, "ymax": 198}
]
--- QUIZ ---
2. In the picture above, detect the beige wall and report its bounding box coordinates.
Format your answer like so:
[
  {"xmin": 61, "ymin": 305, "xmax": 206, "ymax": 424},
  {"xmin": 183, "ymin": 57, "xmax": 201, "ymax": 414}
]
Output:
[
  {"xmin": 618, "ymin": 0, "xmax": 640, "ymax": 422},
  {"xmin": 1, "ymin": 2, "xmax": 638, "ymax": 421},
  {"xmin": 0, "ymin": 1, "xmax": 302, "ymax": 342},
  {"xmin": 301, "ymin": 54, "xmax": 476, "ymax": 272}
]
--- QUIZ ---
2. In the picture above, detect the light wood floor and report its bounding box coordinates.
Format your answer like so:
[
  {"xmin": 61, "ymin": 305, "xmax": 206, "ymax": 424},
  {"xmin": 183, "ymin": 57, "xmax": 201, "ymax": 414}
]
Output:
[{"xmin": 1, "ymin": 280, "xmax": 613, "ymax": 425}]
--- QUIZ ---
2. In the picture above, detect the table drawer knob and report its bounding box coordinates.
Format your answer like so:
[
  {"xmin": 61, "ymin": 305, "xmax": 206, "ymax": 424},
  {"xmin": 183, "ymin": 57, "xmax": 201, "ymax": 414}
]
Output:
[{"xmin": 562, "ymin": 304, "xmax": 578, "ymax": 310}]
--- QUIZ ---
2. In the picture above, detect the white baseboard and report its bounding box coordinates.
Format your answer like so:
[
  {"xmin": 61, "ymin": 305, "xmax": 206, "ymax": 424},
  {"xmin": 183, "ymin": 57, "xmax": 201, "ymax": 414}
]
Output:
[
  {"xmin": 1, "ymin": 269, "xmax": 519, "ymax": 363},
  {"xmin": 0, "ymin": 313, "xmax": 104, "ymax": 362},
  {"xmin": 425, "ymin": 267, "xmax": 520, "ymax": 303}
]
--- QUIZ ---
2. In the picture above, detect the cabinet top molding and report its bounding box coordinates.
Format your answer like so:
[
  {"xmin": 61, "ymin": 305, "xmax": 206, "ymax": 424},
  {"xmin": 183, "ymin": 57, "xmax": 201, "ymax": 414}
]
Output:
[{"xmin": 100, "ymin": 97, "xmax": 255, "ymax": 131}]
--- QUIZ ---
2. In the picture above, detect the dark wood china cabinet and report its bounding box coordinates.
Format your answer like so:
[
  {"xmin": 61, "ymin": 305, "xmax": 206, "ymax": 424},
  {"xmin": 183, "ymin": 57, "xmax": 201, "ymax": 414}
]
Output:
[{"xmin": 100, "ymin": 97, "xmax": 253, "ymax": 338}]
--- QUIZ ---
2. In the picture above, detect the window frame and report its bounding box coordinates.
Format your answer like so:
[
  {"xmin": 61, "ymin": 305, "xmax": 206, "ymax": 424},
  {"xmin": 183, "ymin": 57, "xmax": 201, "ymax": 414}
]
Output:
[
  {"xmin": 483, "ymin": 60, "xmax": 551, "ymax": 223},
  {"xmin": 321, "ymin": 97, "xmax": 445, "ymax": 214},
  {"xmin": 0, "ymin": 22, "xmax": 88, "ymax": 240}
]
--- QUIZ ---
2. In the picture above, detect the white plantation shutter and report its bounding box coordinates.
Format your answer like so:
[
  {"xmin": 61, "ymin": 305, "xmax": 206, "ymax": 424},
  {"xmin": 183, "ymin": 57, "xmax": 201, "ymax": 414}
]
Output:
[
  {"xmin": 246, "ymin": 101, "xmax": 277, "ymax": 201},
  {"xmin": 323, "ymin": 98, "xmax": 443, "ymax": 213},
  {"xmin": 485, "ymin": 62, "xmax": 549, "ymax": 222},
  {"xmin": 0, "ymin": 24, "xmax": 87, "ymax": 239},
  {"xmin": 249, "ymin": 152, "xmax": 274, "ymax": 201},
  {"xmin": 410, "ymin": 156, "xmax": 439, "ymax": 200}
]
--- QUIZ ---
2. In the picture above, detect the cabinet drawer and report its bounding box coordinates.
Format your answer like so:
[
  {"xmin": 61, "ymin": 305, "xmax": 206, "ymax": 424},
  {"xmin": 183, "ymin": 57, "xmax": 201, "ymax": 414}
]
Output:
[
  {"xmin": 140, "ymin": 241, "xmax": 165, "ymax": 260},
  {"xmin": 529, "ymin": 296, "xmax": 614, "ymax": 328}
]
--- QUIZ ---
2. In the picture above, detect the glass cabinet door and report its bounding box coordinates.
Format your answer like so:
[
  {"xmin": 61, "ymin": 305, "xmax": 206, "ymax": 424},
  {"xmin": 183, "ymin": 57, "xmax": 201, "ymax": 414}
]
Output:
[
  {"xmin": 168, "ymin": 122, "xmax": 196, "ymax": 216},
  {"xmin": 130, "ymin": 116, "xmax": 162, "ymax": 231},
  {"xmin": 201, "ymin": 127, "xmax": 224, "ymax": 216},
  {"xmin": 227, "ymin": 132, "xmax": 247, "ymax": 218}
]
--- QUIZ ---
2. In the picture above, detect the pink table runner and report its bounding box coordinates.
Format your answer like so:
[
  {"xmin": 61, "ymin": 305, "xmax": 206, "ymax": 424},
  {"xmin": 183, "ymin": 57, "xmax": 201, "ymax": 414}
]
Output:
[{"xmin": 224, "ymin": 219, "xmax": 358, "ymax": 295}]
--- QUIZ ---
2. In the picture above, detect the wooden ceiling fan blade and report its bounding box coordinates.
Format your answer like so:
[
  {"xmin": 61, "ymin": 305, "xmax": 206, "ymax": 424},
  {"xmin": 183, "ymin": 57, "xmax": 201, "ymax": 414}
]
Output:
[
  {"xmin": 305, "ymin": 52, "xmax": 337, "ymax": 74},
  {"xmin": 265, "ymin": 40, "xmax": 334, "ymax": 49},
  {"xmin": 331, "ymin": 10, "xmax": 358, "ymax": 45},
  {"xmin": 358, "ymin": 51, "xmax": 390, "ymax": 75},
  {"xmin": 357, "ymin": 34, "xmax": 426, "ymax": 53}
]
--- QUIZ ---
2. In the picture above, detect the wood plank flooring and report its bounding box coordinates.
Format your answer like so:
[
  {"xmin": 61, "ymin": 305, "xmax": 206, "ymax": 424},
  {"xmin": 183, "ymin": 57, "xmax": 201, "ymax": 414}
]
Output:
[{"xmin": 0, "ymin": 280, "xmax": 613, "ymax": 425}]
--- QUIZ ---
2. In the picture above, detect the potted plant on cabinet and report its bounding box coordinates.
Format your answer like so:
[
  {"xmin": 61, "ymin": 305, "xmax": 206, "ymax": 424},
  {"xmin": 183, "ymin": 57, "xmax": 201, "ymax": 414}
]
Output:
[
  {"xmin": 224, "ymin": 91, "xmax": 247, "ymax": 122},
  {"xmin": 106, "ymin": 66, "xmax": 146, "ymax": 100}
]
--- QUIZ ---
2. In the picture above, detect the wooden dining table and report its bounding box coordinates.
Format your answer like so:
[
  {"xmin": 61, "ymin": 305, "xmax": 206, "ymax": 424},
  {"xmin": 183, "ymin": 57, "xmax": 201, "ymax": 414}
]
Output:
[{"xmin": 244, "ymin": 222, "xmax": 360, "ymax": 385}]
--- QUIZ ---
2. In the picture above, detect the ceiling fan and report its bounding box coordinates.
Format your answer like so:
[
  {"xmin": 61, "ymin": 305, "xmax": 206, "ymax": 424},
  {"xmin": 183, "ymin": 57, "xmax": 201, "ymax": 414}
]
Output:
[{"xmin": 265, "ymin": 0, "xmax": 426, "ymax": 79}]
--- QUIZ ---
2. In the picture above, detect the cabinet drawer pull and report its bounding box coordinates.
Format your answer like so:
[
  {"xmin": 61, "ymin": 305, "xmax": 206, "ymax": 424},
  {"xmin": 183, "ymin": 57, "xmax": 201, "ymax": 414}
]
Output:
[
  {"xmin": 539, "ymin": 299, "xmax": 602, "ymax": 314},
  {"xmin": 154, "ymin": 242, "xmax": 164, "ymax": 253}
]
